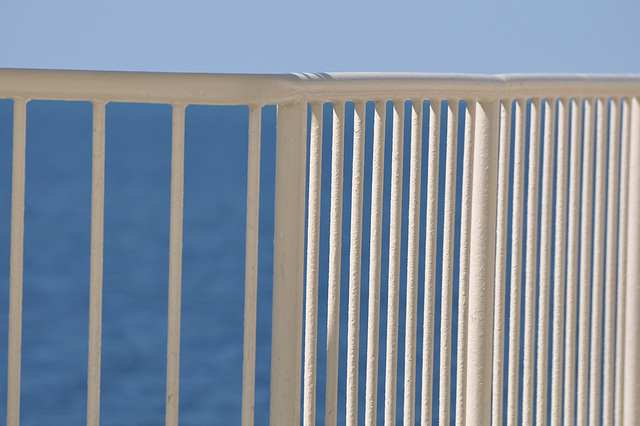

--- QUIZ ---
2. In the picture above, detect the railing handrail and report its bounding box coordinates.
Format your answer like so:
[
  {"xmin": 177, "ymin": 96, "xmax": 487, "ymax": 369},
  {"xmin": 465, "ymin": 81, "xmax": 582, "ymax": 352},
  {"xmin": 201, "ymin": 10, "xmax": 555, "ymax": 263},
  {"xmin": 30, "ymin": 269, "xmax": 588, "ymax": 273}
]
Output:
[{"xmin": 2, "ymin": 68, "xmax": 640, "ymax": 105}]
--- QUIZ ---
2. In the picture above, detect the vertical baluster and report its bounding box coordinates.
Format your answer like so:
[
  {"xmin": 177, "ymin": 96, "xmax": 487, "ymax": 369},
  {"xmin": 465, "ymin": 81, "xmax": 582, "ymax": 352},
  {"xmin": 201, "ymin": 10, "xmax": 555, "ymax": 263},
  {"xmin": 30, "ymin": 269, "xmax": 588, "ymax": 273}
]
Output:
[
  {"xmin": 492, "ymin": 99, "xmax": 513, "ymax": 426},
  {"xmin": 564, "ymin": 98, "xmax": 583, "ymax": 426},
  {"xmin": 623, "ymin": 96, "xmax": 640, "ymax": 425},
  {"xmin": 346, "ymin": 102, "xmax": 366, "ymax": 425},
  {"xmin": 455, "ymin": 100, "xmax": 475, "ymax": 426},
  {"xmin": 303, "ymin": 102, "xmax": 323, "ymax": 426},
  {"xmin": 421, "ymin": 100, "xmax": 441, "ymax": 425},
  {"xmin": 550, "ymin": 98, "xmax": 569, "ymax": 426},
  {"xmin": 87, "ymin": 101, "xmax": 106, "ymax": 426},
  {"xmin": 438, "ymin": 99, "xmax": 459, "ymax": 426},
  {"xmin": 241, "ymin": 105, "xmax": 262, "ymax": 426},
  {"xmin": 465, "ymin": 99, "xmax": 500, "ymax": 426},
  {"xmin": 364, "ymin": 100, "xmax": 386, "ymax": 426},
  {"xmin": 577, "ymin": 98, "xmax": 596, "ymax": 426},
  {"xmin": 602, "ymin": 98, "xmax": 621, "ymax": 426},
  {"xmin": 523, "ymin": 98, "xmax": 542, "ymax": 426},
  {"xmin": 536, "ymin": 98, "xmax": 556, "ymax": 424},
  {"xmin": 7, "ymin": 98, "xmax": 27, "ymax": 426},
  {"xmin": 325, "ymin": 102, "xmax": 345, "ymax": 426},
  {"xmin": 614, "ymin": 98, "xmax": 631, "ymax": 426},
  {"xmin": 403, "ymin": 100, "xmax": 423, "ymax": 426},
  {"xmin": 384, "ymin": 100, "xmax": 405, "ymax": 426},
  {"xmin": 589, "ymin": 98, "xmax": 608, "ymax": 426},
  {"xmin": 507, "ymin": 98, "xmax": 527, "ymax": 426},
  {"xmin": 166, "ymin": 103, "xmax": 186, "ymax": 426}
]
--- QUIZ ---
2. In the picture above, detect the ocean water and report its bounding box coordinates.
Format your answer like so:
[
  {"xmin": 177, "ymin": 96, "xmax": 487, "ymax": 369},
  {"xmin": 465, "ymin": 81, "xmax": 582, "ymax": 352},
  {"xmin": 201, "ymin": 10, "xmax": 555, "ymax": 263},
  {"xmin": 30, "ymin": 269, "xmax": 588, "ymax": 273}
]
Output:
[
  {"xmin": 0, "ymin": 100, "xmax": 282, "ymax": 425},
  {"xmin": 0, "ymin": 99, "xmax": 477, "ymax": 425}
]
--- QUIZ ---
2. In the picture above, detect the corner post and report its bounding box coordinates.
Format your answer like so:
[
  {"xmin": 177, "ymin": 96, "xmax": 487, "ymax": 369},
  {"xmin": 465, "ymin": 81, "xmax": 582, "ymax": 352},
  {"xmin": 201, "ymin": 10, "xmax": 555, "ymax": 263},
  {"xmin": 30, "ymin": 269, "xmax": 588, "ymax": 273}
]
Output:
[{"xmin": 270, "ymin": 102, "xmax": 307, "ymax": 425}]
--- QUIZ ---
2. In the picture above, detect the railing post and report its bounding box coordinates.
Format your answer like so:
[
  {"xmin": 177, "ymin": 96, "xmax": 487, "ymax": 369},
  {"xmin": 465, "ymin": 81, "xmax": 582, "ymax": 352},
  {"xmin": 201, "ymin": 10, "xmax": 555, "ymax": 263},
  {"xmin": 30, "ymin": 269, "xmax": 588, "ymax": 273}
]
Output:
[
  {"xmin": 624, "ymin": 96, "xmax": 640, "ymax": 425},
  {"xmin": 270, "ymin": 102, "xmax": 307, "ymax": 425},
  {"xmin": 465, "ymin": 99, "xmax": 499, "ymax": 426}
]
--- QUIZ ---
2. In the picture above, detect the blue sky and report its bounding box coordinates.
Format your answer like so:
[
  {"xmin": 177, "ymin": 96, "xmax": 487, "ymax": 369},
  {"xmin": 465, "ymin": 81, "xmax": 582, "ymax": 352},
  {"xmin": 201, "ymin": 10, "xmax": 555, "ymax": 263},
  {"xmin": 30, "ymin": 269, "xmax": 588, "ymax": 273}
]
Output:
[{"xmin": 1, "ymin": 1, "xmax": 639, "ymax": 74}]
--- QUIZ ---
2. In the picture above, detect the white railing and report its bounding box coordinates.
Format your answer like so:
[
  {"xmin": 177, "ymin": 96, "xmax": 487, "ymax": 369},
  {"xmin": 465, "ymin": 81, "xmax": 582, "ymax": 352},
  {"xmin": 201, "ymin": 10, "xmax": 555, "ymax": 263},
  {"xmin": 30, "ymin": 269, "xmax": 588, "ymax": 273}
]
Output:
[{"xmin": 1, "ymin": 69, "xmax": 639, "ymax": 425}]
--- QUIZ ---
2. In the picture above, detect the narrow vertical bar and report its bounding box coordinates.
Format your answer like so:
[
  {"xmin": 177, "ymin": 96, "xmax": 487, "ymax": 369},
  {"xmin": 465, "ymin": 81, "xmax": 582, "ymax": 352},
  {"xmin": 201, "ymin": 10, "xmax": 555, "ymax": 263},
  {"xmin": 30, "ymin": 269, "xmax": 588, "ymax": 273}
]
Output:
[
  {"xmin": 464, "ymin": 98, "xmax": 500, "ymax": 426},
  {"xmin": 589, "ymin": 98, "xmax": 608, "ymax": 426},
  {"xmin": 303, "ymin": 102, "xmax": 322, "ymax": 426},
  {"xmin": 623, "ymin": 96, "xmax": 640, "ymax": 425},
  {"xmin": 492, "ymin": 99, "xmax": 512, "ymax": 426},
  {"xmin": 166, "ymin": 103, "xmax": 186, "ymax": 426},
  {"xmin": 403, "ymin": 100, "xmax": 423, "ymax": 426},
  {"xmin": 242, "ymin": 105, "xmax": 262, "ymax": 426},
  {"xmin": 507, "ymin": 98, "xmax": 527, "ymax": 426},
  {"xmin": 564, "ymin": 98, "xmax": 584, "ymax": 426},
  {"xmin": 7, "ymin": 98, "xmax": 27, "ymax": 426},
  {"xmin": 438, "ymin": 99, "xmax": 459, "ymax": 426},
  {"xmin": 364, "ymin": 100, "xmax": 386, "ymax": 426},
  {"xmin": 536, "ymin": 98, "xmax": 556, "ymax": 424},
  {"xmin": 270, "ymin": 102, "xmax": 307, "ymax": 425},
  {"xmin": 523, "ymin": 98, "xmax": 542, "ymax": 426},
  {"xmin": 325, "ymin": 102, "xmax": 345, "ymax": 426},
  {"xmin": 602, "ymin": 99, "xmax": 621, "ymax": 426},
  {"xmin": 346, "ymin": 102, "xmax": 366, "ymax": 425},
  {"xmin": 550, "ymin": 98, "xmax": 570, "ymax": 426},
  {"xmin": 383, "ymin": 100, "xmax": 405, "ymax": 426},
  {"xmin": 87, "ymin": 101, "xmax": 106, "ymax": 426},
  {"xmin": 577, "ymin": 98, "xmax": 596, "ymax": 426},
  {"xmin": 455, "ymin": 100, "xmax": 475, "ymax": 426},
  {"xmin": 421, "ymin": 100, "xmax": 441, "ymax": 425},
  {"xmin": 614, "ymin": 98, "xmax": 631, "ymax": 426}
]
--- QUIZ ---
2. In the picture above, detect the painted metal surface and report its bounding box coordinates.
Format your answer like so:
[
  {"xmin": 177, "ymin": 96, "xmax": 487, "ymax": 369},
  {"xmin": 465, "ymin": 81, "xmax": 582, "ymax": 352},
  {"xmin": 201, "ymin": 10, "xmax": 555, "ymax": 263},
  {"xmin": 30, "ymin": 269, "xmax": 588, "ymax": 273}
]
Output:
[{"xmin": 2, "ymin": 69, "xmax": 640, "ymax": 425}]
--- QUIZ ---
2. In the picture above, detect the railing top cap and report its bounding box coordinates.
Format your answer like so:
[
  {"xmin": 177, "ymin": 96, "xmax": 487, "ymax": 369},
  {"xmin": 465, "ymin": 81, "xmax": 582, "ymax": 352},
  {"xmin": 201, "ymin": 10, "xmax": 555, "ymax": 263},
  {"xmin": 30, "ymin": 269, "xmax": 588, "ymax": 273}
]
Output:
[
  {"xmin": 292, "ymin": 72, "xmax": 640, "ymax": 100},
  {"xmin": 1, "ymin": 68, "xmax": 639, "ymax": 104}
]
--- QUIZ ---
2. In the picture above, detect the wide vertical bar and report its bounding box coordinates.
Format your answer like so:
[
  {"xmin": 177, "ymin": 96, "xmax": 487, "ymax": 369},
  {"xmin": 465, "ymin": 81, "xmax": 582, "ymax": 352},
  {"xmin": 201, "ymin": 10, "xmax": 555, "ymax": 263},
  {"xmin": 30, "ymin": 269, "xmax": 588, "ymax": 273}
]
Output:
[
  {"xmin": 507, "ymin": 98, "xmax": 527, "ymax": 426},
  {"xmin": 270, "ymin": 102, "xmax": 307, "ymax": 425},
  {"xmin": 87, "ymin": 101, "xmax": 106, "ymax": 426},
  {"xmin": 242, "ymin": 105, "xmax": 262, "ymax": 426},
  {"xmin": 346, "ymin": 102, "xmax": 366, "ymax": 425},
  {"xmin": 577, "ymin": 98, "xmax": 596, "ymax": 426},
  {"xmin": 383, "ymin": 100, "xmax": 405, "ymax": 426},
  {"xmin": 403, "ymin": 100, "xmax": 423, "ymax": 426},
  {"xmin": 563, "ymin": 98, "xmax": 583, "ymax": 426},
  {"xmin": 623, "ymin": 96, "xmax": 640, "ymax": 425},
  {"xmin": 325, "ymin": 102, "xmax": 345, "ymax": 426},
  {"xmin": 438, "ymin": 99, "xmax": 459, "ymax": 426},
  {"xmin": 303, "ymin": 102, "xmax": 322, "ymax": 426},
  {"xmin": 421, "ymin": 100, "xmax": 441, "ymax": 425},
  {"xmin": 550, "ymin": 98, "xmax": 570, "ymax": 426},
  {"xmin": 602, "ymin": 99, "xmax": 621, "ymax": 426},
  {"xmin": 7, "ymin": 98, "xmax": 27, "ymax": 426},
  {"xmin": 589, "ymin": 98, "xmax": 607, "ymax": 426},
  {"xmin": 364, "ymin": 101, "xmax": 386, "ymax": 426},
  {"xmin": 523, "ymin": 98, "xmax": 542, "ymax": 426},
  {"xmin": 614, "ymin": 98, "xmax": 631, "ymax": 426},
  {"xmin": 166, "ymin": 103, "xmax": 186, "ymax": 426},
  {"xmin": 465, "ymin": 99, "xmax": 500, "ymax": 426},
  {"xmin": 491, "ymin": 99, "xmax": 512, "ymax": 426},
  {"xmin": 455, "ymin": 100, "xmax": 475, "ymax": 426},
  {"xmin": 536, "ymin": 98, "xmax": 556, "ymax": 424}
]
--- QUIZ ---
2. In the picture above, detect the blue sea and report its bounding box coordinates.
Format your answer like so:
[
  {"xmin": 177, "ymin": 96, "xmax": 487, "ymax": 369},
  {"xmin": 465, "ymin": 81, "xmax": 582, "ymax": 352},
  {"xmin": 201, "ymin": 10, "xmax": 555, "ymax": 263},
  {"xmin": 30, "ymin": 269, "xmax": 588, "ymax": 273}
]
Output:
[
  {"xmin": 0, "ymin": 99, "xmax": 482, "ymax": 425},
  {"xmin": 0, "ymin": 100, "xmax": 279, "ymax": 425}
]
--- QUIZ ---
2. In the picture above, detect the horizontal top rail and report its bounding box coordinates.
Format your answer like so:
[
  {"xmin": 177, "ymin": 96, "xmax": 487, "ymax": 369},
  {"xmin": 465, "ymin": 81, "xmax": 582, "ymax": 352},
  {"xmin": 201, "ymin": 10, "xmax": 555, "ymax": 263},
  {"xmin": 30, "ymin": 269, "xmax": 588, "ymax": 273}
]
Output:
[
  {"xmin": 1, "ymin": 68, "xmax": 640, "ymax": 105},
  {"xmin": 294, "ymin": 73, "xmax": 640, "ymax": 102}
]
